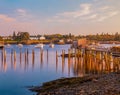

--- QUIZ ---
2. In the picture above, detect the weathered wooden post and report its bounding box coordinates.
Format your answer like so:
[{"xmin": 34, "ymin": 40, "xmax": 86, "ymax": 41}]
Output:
[
  {"xmin": 62, "ymin": 50, "xmax": 65, "ymax": 74},
  {"xmin": 11, "ymin": 49, "xmax": 13, "ymax": 63},
  {"xmin": 14, "ymin": 50, "xmax": 16, "ymax": 62},
  {"xmin": 56, "ymin": 51, "xmax": 58, "ymax": 64},
  {"xmin": 74, "ymin": 49, "xmax": 77, "ymax": 64},
  {"xmin": 4, "ymin": 49, "xmax": 6, "ymax": 63},
  {"xmin": 20, "ymin": 48, "xmax": 22, "ymax": 64},
  {"xmin": 1, "ymin": 48, "xmax": 4, "ymax": 63},
  {"xmin": 47, "ymin": 49, "xmax": 48, "ymax": 63},
  {"xmin": 27, "ymin": 48, "xmax": 29, "ymax": 64},
  {"xmin": 105, "ymin": 52, "xmax": 108, "ymax": 72},
  {"xmin": 40, "ymin": 49, "xmax": 43, "ymax": 63},
  {"xmin": 68, "ymin": 49, "xmax": 71, "ymax": 76},
  {"xmin": 62, "ymin": 50, "xmax": 65, "ymax": 64},
  {"xmin": 56, "ymin": 51, "xmax": 58, "ymax": 72},
  {"xmin": 25, "ymin": 49, "xmax": 27, "ymax": 64},
  {"xmin": 13, "ymin": 50, "xmax": 16, "ymax": 70},
  {"xmin": 68, "ymin": 49, "xmax": 71, "ymax": 64},
  {"xmin": 109, "ymin": 52, "xmax": 113, "ymax": 72},
  {"xmin": 32, "ymin": 49, "xmax": 35, "ymax": 64}
]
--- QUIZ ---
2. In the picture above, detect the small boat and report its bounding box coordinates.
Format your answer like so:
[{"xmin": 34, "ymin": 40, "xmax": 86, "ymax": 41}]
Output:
[
  {"xmin": 6, "ymin": 44, "xmax": 11, "ymax": 47},
  {"xmin": 18, "ymin": 44, "xmax": 23, "ymax": 48},
  {"xmin": 35, "ymin": 43, "xmax": 44, "ymax": 49},
  {"xmin": 49, "ymin": 43, "xmax": 54, "ymax": 48}
]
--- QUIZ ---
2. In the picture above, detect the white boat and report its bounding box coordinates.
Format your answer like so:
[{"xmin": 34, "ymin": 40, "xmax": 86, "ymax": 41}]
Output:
[
  {"xmin": 49, "ymin": 43, "xmax": 54, "ymax": 48},
  {"xmin": 18, "ymin": 44, "xmax": 23, "ymax": 48},
  {"xmin": 6, "ymin": 44, "xmax": 11, "ymax": 47},
  {"xmin": 35, "ymin": 43, "xmax": 44, "ymax": 49}
]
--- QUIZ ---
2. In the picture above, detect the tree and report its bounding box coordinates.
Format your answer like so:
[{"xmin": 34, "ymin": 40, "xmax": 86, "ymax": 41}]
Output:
[
  {"xmin": 13, "ymin": 31, "xmax": 16, "ymax": 40},
  {"xmin": 114, "ymin": 32, "xmax": 120, "ymax": 41},
  {"xmin": 17, "ymin": 32, "xmax": 30, "ymax": 41},
  {"xmin": 0, "ymin": 36, "xmax": 3, "ymax": 41}
]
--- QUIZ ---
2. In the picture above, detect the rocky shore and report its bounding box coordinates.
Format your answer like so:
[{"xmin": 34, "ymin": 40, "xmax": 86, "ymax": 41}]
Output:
[{"xmin": 29, "ymin": 72, "xmax": 120, "ymax": 95}]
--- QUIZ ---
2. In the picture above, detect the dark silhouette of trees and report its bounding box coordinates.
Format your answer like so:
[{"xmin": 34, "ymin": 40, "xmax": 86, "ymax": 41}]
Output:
[
  {"xmin": 13, "ymin": 32, "xmax": 30, "ymax": 41},
  {"xmin": 12, "ymin": 31, "xmax": 16, "ymax": 40},
  {"xmin": 0, "ymin": 36, "xmax": 3, "ymax": 41},
  {"xmin": 86, "ymin": 33, "xmax": 119, "ymax": 41}
]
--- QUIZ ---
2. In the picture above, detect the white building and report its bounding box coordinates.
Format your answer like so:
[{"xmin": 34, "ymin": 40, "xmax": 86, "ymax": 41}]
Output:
[{"xmin": 40, "ymin": 36, "xmax": 46, "ymax": 40}]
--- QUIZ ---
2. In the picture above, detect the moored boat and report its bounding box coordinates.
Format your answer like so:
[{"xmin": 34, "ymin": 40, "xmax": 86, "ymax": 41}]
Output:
[
  {"xmin": 18, "ymin": 44, "xmax": 23, "ymax": 48},
  {"xmin": 49, "ymin": 43, "xmax": 54, "ymax": 48},
  {"xmin": 35, "ymin": 43, "xmax": 44, "ymax": 49}
]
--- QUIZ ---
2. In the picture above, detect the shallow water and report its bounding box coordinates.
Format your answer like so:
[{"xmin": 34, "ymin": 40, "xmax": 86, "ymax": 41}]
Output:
[{"xmin": 0, "ymin": 44, "xmax": 74, "ymax": 95}]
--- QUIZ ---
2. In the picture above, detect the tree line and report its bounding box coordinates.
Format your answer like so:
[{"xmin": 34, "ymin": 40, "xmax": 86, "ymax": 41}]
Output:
[{"xmin": 0, "ymin": 32, "xmax": 120, "ymax": 42}]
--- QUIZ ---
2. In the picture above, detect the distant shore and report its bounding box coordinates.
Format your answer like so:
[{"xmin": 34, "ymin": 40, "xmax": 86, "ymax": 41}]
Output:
[
  {"xmin": 0, "ymin": 40, "xmax": 120, "ymax": 45},
  {"xmin": 29, "ymin": 72, "xmax": 120, "ymax": 95}
]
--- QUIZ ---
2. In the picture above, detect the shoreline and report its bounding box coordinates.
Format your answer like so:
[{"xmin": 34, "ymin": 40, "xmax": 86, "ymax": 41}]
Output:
[{"xmin": 29, "ymin": 72, "xmax": 120, "ymax": 95}]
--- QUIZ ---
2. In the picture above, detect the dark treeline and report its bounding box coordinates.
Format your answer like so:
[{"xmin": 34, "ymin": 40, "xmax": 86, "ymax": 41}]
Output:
[
  {"xmin": 0, "ymin": 32, "xmax": 120, "ymax": 42},
  {"xmin": 85, "ymin": 32, "xmax": 120, "ymax": 41}
]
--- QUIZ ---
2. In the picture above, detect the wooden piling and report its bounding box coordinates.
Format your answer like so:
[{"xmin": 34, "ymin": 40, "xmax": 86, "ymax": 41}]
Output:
[
  {"xmin": 25, "ymin": 49, "xmax": 27, "ymax": 64},
  {"xmin": 68, "ymin": 49, "xmax": 71, "ymax": 64},
  {"xmin": 40, "ymin": 49, "xmax": 43, "ymax": 63},
  {"xmin": 56, "ymin": 51, "xmax": 58, "ymax": 64},
  {"xmin": 27, "ymin": 48, "xmax": 29, "ymax": 64},
  {"xmin": 11, "ymin": 49, "xmax": 13, "ymax": 63},
  {"xmin": 20, "ymin": 48, "xmax": 22, "ymax": 64},
  {"xmin": 62, "ymin": 50, "xmax": 65, "ymax": 64},
  {"xmin": 4, "ymin": 49, "xmax": 6, "ymax": 63},
  {"xmin": 32, "ymin": 49, "xmax": 35, "ymax": 64},
  {"xmin": 13, "ymin": 50, "xmax": 16, "ymax": 70},
  {"xmin": 1, "ymin": 49, "xmax": 4, "ymax": 63},
  {"xmin": 47, "ymin": 49, "xmax": 48, "ymax": 63},
  {"xmin": 56, "ymin": 51, "xmax": 58, "ymax": 72},
  {"xmin": 14, "ymin": 50, "xmax": 16, "ymax": 62}
]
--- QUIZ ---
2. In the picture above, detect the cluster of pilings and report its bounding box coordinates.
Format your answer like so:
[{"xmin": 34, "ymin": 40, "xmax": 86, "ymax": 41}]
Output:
[
  {"xmin": 0, "ymin": 48, "xmax": 45, "ymax": 71},
  {"xmin": 61, "ymin": 48, "xmax": 120, "ymax": 77},
  {"xmin": 0, "ymin": 47, "xmax": 120, "ymax": 77}
]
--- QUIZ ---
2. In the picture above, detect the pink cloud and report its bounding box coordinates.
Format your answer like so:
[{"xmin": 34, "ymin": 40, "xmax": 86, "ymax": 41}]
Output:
[{"xmin": 0, "ymin": 14, "xmax": 16, "ymax": 22}]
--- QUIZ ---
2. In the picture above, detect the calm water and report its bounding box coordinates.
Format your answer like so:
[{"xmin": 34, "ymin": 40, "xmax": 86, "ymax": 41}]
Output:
[
  {"xmin": 0, "ymin": 44, "xmax": 120, "ymax": 95},
  {"xmin": 0, "ymin": 44, "xmax": 74, "ymax": 95}
]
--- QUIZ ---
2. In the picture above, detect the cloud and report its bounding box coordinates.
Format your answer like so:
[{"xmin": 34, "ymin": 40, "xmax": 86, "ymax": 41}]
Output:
[
  {"xmin": 58, "ymin": 4, "xmax": 91, "ymax": 18},
  {"xmin": 48, "ymin": 1, "xmax": 119, "ymax": 23},
  {"xmin": 109, "ymin": 11, "xmax": 119, "ymax": 16},
  {"xmin": 99, "ymin": 6, "xmax": 110, "ymax": 11},
  {"xmin": 15, "ymin": 8, "xmax": 34, "ymax": 22},
  {"xmin": 0, "ymin": 14, "xmax": 16, "ymax": 22},
  {"xmin": 16, "ymin": 9, "xmax": 27, "ymax": 17},
  {"xmin": 48, "ymin": 3, "xmax": 92, "ymax": 23},
  {"xmin": 74, "ymin": 4, "xmax": 91, "ymax": 18},
  {"xmin": 97, "ymin": 11, "xmax": 119, "ymax": 22},
  {"xmin": 86, "ymin": 14, "xmax": 98, "ymax": 19}
]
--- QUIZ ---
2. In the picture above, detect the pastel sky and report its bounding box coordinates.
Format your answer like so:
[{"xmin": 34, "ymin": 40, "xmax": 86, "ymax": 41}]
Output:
[{"xmin": 0, "ymin": 0, "xmax": 120, "ymax": 36}]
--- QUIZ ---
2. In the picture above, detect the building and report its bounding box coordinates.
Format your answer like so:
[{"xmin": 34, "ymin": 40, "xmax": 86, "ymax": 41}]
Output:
[
  {"xmin": 40, "ymin": 36, "xmax": 46, "ymax": 40},
  {"xmin": 71, "ymin": 38, "xmax": 87, "ymax": 48},
  {"xmin": 30, "ymin": 36, "xmax": 38, "ymax": 40},
  {"xmin": 2, "ymin": 36, "xmax": 13, "ymax": 40}
]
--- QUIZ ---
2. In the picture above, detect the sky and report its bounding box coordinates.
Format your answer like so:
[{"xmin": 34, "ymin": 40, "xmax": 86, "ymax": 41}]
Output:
[{"xmin": 0, "ymin": 0, "xmax": 120, "ymax": 36}]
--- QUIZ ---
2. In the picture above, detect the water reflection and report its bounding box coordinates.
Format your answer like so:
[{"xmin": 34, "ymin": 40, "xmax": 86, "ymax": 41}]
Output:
[{"xmin": 0, "ymin": 45, "xmax": 120, "ymax": 78}]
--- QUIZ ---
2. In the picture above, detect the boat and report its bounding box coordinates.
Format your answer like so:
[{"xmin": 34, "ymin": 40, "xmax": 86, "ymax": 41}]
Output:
[
  {"xmin": 49, "ymin": 43, "xmax": 54, "ymax": 48},
  {"xmin": 35, "ymin": 43, "xmax": 44, "ymax": 49},
  {"xmin": 18, "ymin": 44, "xmax": 23, "ymax": 48},
  {"xmin": 6, "ymin": 44, "xmax": 11, "ymax": 47}
]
